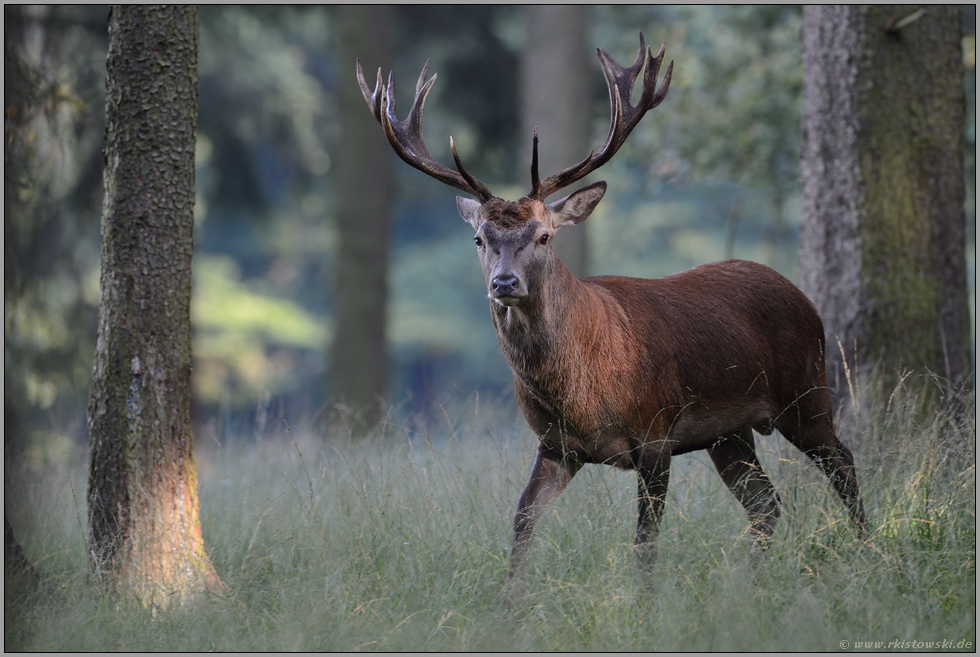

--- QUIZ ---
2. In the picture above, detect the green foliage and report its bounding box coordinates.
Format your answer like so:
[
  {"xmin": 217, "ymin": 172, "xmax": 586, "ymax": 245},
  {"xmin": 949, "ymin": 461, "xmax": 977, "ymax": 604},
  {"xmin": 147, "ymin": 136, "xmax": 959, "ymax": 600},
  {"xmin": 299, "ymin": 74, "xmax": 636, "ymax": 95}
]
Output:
[
  {"xmin": 196, "ymin": 5, "xmax": 335, "ymax": 219},
  {"xmin": 4, "ymin": 6, "xmax": 106, "ymax": 445},
  {"xmin": 595, "ymin": 6, "xmax": 801, "ymax": 187},
  {"xmin": 6, "ymin": 381, "xmax": 975, "ymax": 651},
  {"xmin": 192, "ymin": 255, "xmax": 329, "ymax": 408},
  {"xmin": 594, "ymin": 6, "xmax": 804, "ymax": 275}
]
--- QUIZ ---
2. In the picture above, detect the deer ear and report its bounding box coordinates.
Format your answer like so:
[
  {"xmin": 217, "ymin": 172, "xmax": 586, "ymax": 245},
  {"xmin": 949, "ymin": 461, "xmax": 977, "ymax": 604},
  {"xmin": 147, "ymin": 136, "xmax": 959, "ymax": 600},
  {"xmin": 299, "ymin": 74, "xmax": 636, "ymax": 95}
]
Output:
[
  {"xmin": 457, "ymin": 196, "xmax": 483, "ymax": 229},
  {"xmin": 546, "ymin": 181, "xmax": 607, "ymax": 228}
]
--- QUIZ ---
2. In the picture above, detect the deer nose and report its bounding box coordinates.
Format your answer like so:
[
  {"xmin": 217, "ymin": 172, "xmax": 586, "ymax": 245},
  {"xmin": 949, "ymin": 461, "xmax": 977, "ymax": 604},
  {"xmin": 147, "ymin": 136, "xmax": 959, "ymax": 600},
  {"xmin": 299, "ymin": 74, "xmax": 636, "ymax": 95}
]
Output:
[{"xmin": 492, "ymin": 274, "xmax": 520, "ymax": 296}]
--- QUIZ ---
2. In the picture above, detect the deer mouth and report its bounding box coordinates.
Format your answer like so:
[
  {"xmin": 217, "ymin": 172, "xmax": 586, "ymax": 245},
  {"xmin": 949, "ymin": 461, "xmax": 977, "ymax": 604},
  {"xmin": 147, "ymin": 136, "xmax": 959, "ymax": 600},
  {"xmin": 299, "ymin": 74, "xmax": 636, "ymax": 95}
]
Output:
[{"xmin": 492, "ymin": 294, "xmax": 525, "ymax": 307}]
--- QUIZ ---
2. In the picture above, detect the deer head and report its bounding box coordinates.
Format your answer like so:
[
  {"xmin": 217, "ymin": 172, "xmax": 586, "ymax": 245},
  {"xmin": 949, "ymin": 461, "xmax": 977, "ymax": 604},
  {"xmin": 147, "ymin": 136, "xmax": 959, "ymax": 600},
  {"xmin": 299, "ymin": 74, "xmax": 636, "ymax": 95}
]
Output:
[
  {"xmin": 454, "ymin": 186, "xmax": 606, "ymax": 307},
  {"xmin": 356, "ymin": 33, "xmax": 672, "ymax": 307}
]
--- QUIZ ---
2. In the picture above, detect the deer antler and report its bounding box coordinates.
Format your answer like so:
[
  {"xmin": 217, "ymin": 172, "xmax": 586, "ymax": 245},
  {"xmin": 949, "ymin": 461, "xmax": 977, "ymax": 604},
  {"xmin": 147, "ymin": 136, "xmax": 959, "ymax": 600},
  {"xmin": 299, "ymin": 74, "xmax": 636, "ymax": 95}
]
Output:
[
  {"xmin": 356, "ymin": 59, "xmax": 494, "ymax": 202},
  {"xmin": 528, "ymin": 32, "xmax": 673, "ymax": 201}
]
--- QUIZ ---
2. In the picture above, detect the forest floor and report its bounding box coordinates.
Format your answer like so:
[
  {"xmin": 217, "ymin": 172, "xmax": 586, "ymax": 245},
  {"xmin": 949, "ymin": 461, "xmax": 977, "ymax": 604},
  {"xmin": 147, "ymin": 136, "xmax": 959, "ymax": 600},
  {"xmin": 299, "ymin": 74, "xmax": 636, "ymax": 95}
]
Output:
[{"xmin": 5, "ymin": 377, "xmax": 975, "ymax": 651}]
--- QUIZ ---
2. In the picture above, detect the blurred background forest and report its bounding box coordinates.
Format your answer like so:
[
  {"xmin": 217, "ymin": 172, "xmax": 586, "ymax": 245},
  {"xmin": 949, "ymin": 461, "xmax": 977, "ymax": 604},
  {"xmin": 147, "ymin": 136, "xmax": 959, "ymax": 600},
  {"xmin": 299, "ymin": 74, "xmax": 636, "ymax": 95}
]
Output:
[{"xmin": 5, "ymin": 6, "xmax": 976, "ymax": 462}]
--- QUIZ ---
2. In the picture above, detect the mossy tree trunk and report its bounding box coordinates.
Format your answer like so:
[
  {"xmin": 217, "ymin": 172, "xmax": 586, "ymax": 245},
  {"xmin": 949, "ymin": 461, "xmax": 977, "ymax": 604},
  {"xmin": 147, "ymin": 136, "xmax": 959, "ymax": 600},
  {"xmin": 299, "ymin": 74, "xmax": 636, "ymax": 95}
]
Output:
[
  {"xmin": 799, "ymin": 5, "xmax": 971, "ymax": 398},
  {"xmin": 329, "ymin": 5, "xmax": 394, "ymax": 431},
  {"xmin": 87, "ymin": 5, "xmax": 222, "ymax": 607},
  {"xmin": 521, "ymin": 5, "xmax": 593, "ymax": 277}
]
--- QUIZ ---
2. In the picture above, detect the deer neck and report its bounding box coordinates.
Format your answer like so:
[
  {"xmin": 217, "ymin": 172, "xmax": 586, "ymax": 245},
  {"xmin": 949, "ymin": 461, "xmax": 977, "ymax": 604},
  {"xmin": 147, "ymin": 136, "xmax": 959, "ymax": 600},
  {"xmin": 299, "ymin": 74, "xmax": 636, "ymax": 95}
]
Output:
[{"xmin": 490, "ymin": 258, "xmax": 596, "ymax": 394}]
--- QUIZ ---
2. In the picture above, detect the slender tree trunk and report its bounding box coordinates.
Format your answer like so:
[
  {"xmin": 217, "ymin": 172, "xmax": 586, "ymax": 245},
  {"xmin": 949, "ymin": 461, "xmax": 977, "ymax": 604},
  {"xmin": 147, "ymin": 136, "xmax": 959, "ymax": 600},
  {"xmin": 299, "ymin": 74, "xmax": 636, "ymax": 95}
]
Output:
[
  {"xmin": 329, "ymin": 5, "xmax": 394, "ymax": 431},
  {"xmin": 521, "ymin": 6, "xmax": 593, "ymax": 277},
  {"xmin": 87, "ymin": 5, "xmax": 222, "ymax": 607},
  {"xmin": 799, "ymin": 5, "xmax": 970, "ymax": 398}
]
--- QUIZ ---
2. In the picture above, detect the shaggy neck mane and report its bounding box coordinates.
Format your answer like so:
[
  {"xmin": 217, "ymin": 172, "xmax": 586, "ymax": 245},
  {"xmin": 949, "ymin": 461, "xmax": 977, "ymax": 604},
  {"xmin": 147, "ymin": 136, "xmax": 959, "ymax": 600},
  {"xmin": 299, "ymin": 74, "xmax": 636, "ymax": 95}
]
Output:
[{"xmin": 490, "ymin": 258, "xmax": 604, "ymax": 398}]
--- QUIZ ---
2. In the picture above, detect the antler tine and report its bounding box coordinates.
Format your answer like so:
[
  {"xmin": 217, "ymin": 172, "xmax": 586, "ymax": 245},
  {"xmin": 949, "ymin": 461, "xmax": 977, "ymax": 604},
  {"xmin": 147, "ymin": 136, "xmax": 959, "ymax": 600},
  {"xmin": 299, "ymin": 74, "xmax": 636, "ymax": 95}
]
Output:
[
  {"xmin": 530, "ymin": 32, "xmax": 673, "ymax": 201},
  {"xmin": 359, "ymin": 59, "xmax": 494, "ymax": 202},
  {"xmin": 644, "ymin": 43, "xmax": 672, "ymax": 109},
  {"xmin": 386, "ymin": 69, "xmax": 397, "ymax": 117},
  {"xmin": 356, "ymin": 59, "xmax": 384, "ymax": 124},
  {"xmin": 527, "ymin": 141, "xmax": 594, "ymax": 201},
  {"xmin": 529, "ymin": 128, "xmax": 541, "ymax": 199},
  {"xmin": 450, "ymin": 136, "xmax": 492, "ymax": 200},
  {"xmin": 415, "ymin": 59, "xmax": 430, "ymax": 96}
]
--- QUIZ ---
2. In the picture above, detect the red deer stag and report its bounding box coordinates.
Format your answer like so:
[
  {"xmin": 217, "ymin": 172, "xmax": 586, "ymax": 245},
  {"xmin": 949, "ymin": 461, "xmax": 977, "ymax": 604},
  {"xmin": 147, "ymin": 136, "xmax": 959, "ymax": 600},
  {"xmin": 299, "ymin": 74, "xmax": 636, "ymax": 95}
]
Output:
[{"xmin": 357, "ymin": 33, "xmax": 867, "ymax": 595}]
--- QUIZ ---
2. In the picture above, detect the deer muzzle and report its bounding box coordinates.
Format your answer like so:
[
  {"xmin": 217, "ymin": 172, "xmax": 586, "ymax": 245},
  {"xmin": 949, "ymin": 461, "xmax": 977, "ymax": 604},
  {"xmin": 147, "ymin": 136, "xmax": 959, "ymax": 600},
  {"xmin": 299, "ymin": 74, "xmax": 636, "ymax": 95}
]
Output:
[{"xmin": 490, "ymin": 272, "xmax": 525, "ymax": 306}]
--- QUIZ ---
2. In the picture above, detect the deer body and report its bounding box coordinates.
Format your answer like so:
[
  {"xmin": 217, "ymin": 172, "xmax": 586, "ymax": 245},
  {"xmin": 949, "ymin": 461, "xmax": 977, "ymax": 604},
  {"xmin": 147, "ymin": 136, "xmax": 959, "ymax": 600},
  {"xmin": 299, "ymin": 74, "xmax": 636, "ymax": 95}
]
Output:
[
  {"xmin": 499, "ymin": 260, "xmax": 825, "ymax": 465},
  {"xmin": 357, "ymin": 33, "xmax": 867, "ymax": 596}
]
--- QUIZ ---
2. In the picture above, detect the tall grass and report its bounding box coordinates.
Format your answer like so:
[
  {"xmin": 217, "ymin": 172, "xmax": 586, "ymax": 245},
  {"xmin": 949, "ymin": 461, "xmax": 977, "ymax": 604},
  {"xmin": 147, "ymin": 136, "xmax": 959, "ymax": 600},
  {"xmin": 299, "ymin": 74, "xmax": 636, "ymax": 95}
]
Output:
[{"xmin": 5, "ymin": 380, "xmax": 976, "ymax": 651}]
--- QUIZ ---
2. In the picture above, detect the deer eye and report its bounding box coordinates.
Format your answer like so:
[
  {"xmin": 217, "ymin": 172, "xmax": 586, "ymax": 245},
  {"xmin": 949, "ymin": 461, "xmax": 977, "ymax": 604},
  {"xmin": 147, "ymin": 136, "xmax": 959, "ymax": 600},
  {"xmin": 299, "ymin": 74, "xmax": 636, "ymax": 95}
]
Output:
[
  {"xmin": 538, "ymin": 234, "xmax": 550, "ymax": 245},
  {"xmin": 474, "ymin": 236, "xmax": 484, "ymax": 248}
]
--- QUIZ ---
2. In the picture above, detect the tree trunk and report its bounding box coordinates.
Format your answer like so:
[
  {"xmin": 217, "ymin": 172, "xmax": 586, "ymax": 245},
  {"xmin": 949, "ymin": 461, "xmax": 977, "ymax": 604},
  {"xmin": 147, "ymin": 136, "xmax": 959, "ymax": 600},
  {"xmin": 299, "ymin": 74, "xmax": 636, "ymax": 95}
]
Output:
[
  {"xmin": 328, "ymin": 5, "xmax": 394, "ymax": 432},
  {"xmin": 799, "ymin": 5, "xmax": 971, "ymax": 399},
  {"xmin": 87, "ymin": 5, "xmax": 222, "ymax": 607},
  {"xmin": 521, "ymin": 6, "xmax": 593, "ymax": 277}
]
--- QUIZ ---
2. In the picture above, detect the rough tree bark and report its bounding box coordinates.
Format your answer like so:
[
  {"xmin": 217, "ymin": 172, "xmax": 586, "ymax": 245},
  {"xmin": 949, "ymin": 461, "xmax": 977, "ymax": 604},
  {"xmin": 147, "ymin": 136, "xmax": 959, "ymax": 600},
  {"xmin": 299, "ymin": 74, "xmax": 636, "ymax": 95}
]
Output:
[
  {"xmin": 799, "ymin": 5, "xmax": 971, "ymax": 398},
  {"xmin": 521, "ymin": 5, "xmax": 593, "ymax": 277},
  {"xmin": 329, "ymin": 5, "xmax": 394, "ymax": 431},
  {"xmin": 87, "ymin": 5, "xmax": 222, "ymax": 607}
]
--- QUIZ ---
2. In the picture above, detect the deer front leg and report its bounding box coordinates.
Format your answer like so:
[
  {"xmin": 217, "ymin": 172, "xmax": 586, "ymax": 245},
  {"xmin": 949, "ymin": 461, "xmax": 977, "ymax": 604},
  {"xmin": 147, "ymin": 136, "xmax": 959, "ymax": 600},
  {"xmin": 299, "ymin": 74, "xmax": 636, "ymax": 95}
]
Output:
[
  {"xmin": 504, "ymin": 445, "xmax": 579, "ymax": 601},
  {"xmin": 635, "ymin": 444, "xmax": 671, "ymax": 570}
]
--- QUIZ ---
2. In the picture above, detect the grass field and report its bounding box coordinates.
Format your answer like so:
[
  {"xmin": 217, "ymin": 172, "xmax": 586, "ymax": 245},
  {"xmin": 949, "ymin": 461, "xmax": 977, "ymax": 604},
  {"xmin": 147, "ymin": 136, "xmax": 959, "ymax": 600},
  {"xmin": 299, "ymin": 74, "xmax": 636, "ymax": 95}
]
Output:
[{"xmin": 5, "ymin": 378, "xmax": 976, "ymax": 651}]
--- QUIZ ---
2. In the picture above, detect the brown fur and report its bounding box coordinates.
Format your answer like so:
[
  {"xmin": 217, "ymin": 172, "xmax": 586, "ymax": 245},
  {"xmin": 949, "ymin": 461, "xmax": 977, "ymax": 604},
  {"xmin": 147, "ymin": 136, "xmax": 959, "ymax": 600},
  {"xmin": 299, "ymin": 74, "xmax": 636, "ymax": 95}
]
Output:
[
  {"xmin": 480, "ymin": 197, "xmax": 541, "ymax": 228},
  {"xmin": 462, "ymin": 193, "xmax": 868, "ymax": 597}
]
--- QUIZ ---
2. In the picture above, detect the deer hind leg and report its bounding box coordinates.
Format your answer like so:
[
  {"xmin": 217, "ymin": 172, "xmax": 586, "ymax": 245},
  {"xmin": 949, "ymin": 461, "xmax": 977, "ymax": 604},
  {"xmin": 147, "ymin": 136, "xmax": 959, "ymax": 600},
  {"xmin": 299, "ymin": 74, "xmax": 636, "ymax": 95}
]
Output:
[
  {"xmin": 708, "ymin": 428, "xmax": 782, "ymax": 567},
  {"xmin": 505, "ymin": 445, "xmax": 579, "ymax": 594},
  {"xmin": 776, "ymin": 396, "xmax": 868, "ymax": 534},
  {"xmin": 635, "ymin": 444, "xmax": 671, "ymax": 569}
]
